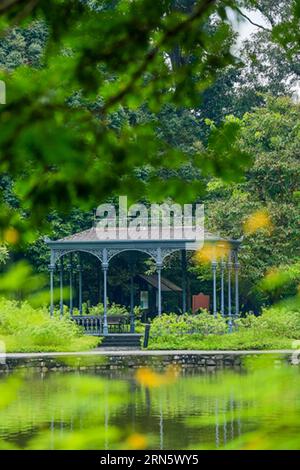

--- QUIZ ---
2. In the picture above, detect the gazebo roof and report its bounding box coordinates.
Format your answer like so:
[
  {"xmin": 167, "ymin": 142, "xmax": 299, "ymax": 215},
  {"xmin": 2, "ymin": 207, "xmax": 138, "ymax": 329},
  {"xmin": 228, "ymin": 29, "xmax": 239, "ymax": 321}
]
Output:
[
  {"xmin": 55, "ymin": 226, "xmax": 227, "ymax": 243},
  {"xmin": 46, "ymin": 223, "xmax": 242, "ymax": 268}
]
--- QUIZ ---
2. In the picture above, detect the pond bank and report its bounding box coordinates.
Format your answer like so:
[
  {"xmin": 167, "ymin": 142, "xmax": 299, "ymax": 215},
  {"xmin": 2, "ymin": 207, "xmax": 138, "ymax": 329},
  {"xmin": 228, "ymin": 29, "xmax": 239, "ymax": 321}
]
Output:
[{"xmin": 0, "ymin": 349, "xmax": 296, "ymax": 373}]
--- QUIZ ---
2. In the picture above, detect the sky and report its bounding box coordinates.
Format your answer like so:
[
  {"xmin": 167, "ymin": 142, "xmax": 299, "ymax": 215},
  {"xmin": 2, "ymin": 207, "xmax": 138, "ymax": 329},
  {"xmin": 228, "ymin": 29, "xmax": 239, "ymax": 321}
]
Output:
[
  {"xmin": 232, "ymin": 8, "xmax": 300, "ymax": 99},
  {"xmin": 228, "ymin": 8, "xmax": 270, "ymax": 47},
  {"xmin": 237, "ymin": 10, "xmax": 270, "ymax": 41}
]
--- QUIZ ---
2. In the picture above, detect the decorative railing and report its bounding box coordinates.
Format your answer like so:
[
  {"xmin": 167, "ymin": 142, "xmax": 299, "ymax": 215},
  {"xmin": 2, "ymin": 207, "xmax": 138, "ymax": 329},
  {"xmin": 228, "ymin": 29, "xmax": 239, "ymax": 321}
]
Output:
[
  {"xmin": 70, "ymin": 315, "xmax": 131, "ymax": 335},
  {"xmin": 71, "ymin": 315, "xmax": 103, "ymax": 335}
]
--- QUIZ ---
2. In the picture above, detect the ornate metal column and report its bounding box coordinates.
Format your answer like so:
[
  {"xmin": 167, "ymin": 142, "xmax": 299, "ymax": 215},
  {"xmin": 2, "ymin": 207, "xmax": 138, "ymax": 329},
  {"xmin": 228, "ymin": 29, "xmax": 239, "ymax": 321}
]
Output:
[
  {"xmin": 59, "ymin": 257, "xmax": 64, "ymax": 317},
  {"xmin": 78, "ymin": 255, "xmax": 83, "ymax": 315},
  {"xmin": 49, "ymin": 264, "xmax": 55, "ymax": 317},
  {"xmin": 212, "ymin": 258, "xmax": 217, "ymax": 317},
  {"xmin": 129, "ymin": 256, "xmax": 135, "ymax": 333},
  {"xmin": 220, "ymin": 258, "xmax": 225, "ymax": 317},
  {"xmin": 157, "ymin": 264, "xmax": 162, "ymax": 316},
  {"xmin": 181, "ymin": 250, "xmax": 187, "ymax": 313},
  {"xmin": 227, "ymin": 251, "xmax": 233, "ymax": 331},
  {"xmin": 67, "ymin": 253, "xmax": 73, "ymax": 315},
  {"xmin": 156, "ymin": 248, "xmax": 163, "ymax": 316},
  {"xmin": 234, "ymin": 250, "xmax": 239, "ymax": 317},
  {"xmin": 130, "ymin": 272, "xmax": 135, "ymax": 333},
  {"xmin": 102, "ymin": 248, "xmax": 109, "ymax": 335}
]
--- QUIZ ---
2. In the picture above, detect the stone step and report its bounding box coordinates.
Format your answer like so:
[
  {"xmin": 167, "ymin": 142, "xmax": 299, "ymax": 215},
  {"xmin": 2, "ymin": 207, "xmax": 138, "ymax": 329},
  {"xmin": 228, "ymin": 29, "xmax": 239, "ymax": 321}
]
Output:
[
  {"xmin": 100, "ymin": 334, "xmax": 142, "ymax": 350},
  {"xmin": 103, "ymin": 334, "xmax": 142, "ymax": 337},
  {"xmin": 103, "ymin": 337, "xmax": 141, "ymax": 342},
  {"xmin": 101, "ymin": 338, "xmax": 141, "ymax": 342},
  {"xmin": 101, "ymin": 341, "xmax": 141, "ymax": 348},
  {"xmin": 103, "ymin": 341, "xmax": 141, "ymax": 345}
]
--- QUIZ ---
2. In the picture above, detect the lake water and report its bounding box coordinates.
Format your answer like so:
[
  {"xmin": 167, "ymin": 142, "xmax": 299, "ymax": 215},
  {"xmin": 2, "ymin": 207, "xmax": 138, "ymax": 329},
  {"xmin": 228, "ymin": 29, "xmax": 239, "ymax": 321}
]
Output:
[{"xmin": 0, "ymin": 355, "xmax": 299, "ymax": 450}]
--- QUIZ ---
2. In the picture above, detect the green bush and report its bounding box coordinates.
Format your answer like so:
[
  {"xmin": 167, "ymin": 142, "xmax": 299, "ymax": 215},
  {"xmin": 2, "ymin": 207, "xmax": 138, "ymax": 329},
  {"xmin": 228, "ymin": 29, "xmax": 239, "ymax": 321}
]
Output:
[
  {"xmin": 69, "ymin": 302, "xmax": 142, "ymax": 317},
  {"xmin": 150, "ymin": 311, "xmax": 227, "ymax": 338},
  {"xmin": 148, "ymin": 330, "xmax": 292, "ymax": 350},
  {"xmin": 0, "ymin": 298, "xmax": 98, "ymax": 352},
  {"xmin": 147, "ymin": 306, "xmax": 300, "ymax": 350},
  {"xmin": 237, "ymin": 306, "xmax": 300, "ymax": 339},
  {"xmin": 199, "ymin": 330, "xmax": 291, "ymax": 350},
  {"xmin": 70, "ymin": 302, "xmax": 129, "ymax": 316}
]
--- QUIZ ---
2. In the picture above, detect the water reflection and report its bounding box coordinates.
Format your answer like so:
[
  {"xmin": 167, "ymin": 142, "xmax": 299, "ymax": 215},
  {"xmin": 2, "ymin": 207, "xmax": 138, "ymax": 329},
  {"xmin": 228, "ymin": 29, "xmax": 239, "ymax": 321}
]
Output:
[{"xmin": 0, "ymin": 357, "xmax": 299, "ymax": 450}]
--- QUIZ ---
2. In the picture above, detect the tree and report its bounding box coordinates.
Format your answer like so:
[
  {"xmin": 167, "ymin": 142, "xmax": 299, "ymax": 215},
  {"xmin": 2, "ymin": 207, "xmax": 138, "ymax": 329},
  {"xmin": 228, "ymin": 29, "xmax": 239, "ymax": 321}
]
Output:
[
  {"xmin": 2, "ymin": 0, "xmax": 290, "ymax": 237},
  {"xmin": 0, "ymin": 21, "xmax": 47, "ymax": 70},
  {"xmin": 0, "ymin": 0, "xmax": 299, "ymax": 311},
  {"xmin": 197, "ymin": 0, "xmax": 300, "ymax": 122},
  {"xmin": 199, "ymin": 96, "xmax": 300, "ymax": 312},
  {"xmin": 234, "ymin": 0, "xmax": 300, "ymax": 106}
]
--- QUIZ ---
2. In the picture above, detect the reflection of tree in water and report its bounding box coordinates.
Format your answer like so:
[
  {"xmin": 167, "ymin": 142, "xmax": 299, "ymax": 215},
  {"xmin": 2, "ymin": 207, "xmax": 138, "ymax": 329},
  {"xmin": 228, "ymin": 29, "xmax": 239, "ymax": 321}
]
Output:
[{"xmin": 0, "ymin": 359, "xmax": 300, "ymax": 449}]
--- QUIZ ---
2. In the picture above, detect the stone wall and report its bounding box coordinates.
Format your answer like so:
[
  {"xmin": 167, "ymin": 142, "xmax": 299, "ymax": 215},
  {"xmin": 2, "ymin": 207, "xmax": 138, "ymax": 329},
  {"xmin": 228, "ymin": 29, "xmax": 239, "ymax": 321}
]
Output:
[{"xmin": 0, "ymin": 352, "xmax": 288, "ymax": 374}]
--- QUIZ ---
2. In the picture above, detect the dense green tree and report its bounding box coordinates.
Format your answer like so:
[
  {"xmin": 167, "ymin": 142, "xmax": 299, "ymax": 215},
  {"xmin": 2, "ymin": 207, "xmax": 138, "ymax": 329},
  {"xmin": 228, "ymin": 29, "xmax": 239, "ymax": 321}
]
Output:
[
  {"xmin": 0, "ymin": 21, "xmax": 47, "ymax": 70},
  {"xmin": 0, "ymin": 0, "xmax": 299, "ymax": 313},
  {"xmin": 233, "ymin": 0, "xmax": 300, "ymax": 109},
  {"xmin": 198, "ymin": 97, "xmax": 300, "ymax": 312},
  {"xmin": 2, "ymin": 0, "xmax": 288, "ymax": 235},
  {"xmin": 196, "ymin": 0, "xmax": 300, "ymax": 122}
]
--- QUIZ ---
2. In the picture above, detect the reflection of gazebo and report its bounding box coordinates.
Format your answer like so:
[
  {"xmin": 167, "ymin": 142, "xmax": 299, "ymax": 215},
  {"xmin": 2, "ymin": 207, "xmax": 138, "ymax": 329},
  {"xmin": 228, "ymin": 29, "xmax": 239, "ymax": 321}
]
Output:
[{"xmin": 45, "ymin": 222, "xmax": 242, "ymax": 336}]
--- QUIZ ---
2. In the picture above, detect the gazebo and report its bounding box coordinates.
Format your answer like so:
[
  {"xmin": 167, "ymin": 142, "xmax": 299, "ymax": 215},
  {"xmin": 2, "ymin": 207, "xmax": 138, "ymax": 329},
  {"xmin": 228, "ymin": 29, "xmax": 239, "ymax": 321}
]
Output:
[{"xmin": 45, "ymin": 221, "xmax": 242, "ymax": 336}]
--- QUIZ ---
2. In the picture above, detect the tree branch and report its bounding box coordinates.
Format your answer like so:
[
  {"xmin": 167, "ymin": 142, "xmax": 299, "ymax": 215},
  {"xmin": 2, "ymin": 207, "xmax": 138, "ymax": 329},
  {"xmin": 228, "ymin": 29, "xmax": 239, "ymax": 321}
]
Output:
[
  {"xmin": 13, "ymin": 0, "xmax": 39, "ymax": 24},
  {"xmin": 235, "ymin": 7, "xmax": 271, "ymax": 33},
  {"xmin": 102, "ymin": 0, "xmax": 216, "ymax": 113},
  {"xmin": 0, "ymin": 0, "xmax": 26, "ymax": 13},
  {"xmin": 0, "ymin": 0, "xmax": 39, "ymax": 38}
]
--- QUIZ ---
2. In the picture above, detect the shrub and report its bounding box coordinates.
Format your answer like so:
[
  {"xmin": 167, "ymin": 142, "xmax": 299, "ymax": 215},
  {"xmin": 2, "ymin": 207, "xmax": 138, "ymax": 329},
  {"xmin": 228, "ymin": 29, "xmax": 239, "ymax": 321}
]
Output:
[
  {"xmin": 148, "ymin": 330, "xmax": 293, "ymax": 351},
  {"xmin": 70, "ymin": 302, "xmax": 142, "ymax": 317},
  {"xmin": 70, "ymin": 302, "xmax": 129, "ymax": 316},
  {"xmin": 237, "ymin": 305, "xmax": 300, "ymax": 339},
  {"xmin": 0, "ymin": 298, "xmax": 98, "ymax": 352},
  {"xmin": 150, "ymin": 311, "xmax": 227, "ymax": 339},
  {"xmin": 147, "ymin": 305, "xmax": 300, "ymax": 350}
]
